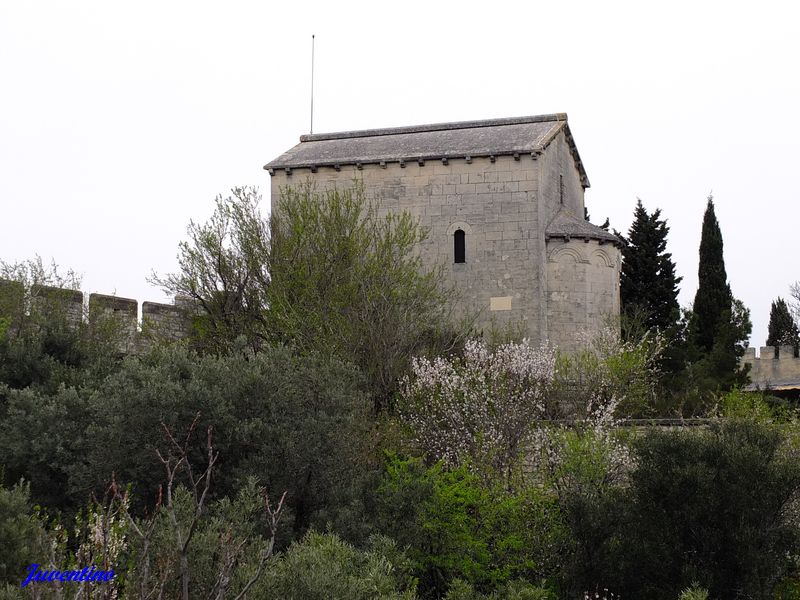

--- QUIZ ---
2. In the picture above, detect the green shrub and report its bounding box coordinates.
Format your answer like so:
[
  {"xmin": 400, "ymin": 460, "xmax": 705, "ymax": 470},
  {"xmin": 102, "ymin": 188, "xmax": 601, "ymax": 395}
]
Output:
[
  {"xmin": 255, "ymin": 531, "xmax": 417, "ymax": 599},
  {"xmin": 719, "ymin": 388, "xmax": 772, "ymax": 421},
  {"xmin": 0, "ymin": 386, "xmax": 92, "ymax": 512},
  {"xmin": 79, "ymin": 344, "xmax": 373, "ymax": 537},
  {"xmin": 1, "ymin": 476, "xmax": 285, "ymax": 599},
  {"xmin": 376, "ymin": 455, "xmax": 567, "ymax": 597},
  {"xmin": 0, "ymin": 480, "xmax": 43, "ymax": 586},
  {"xmin": 553, "ymin": 325, "xmax": 662, "ymax": 419},
  {"xmin": 0, "ymin": 343, "xmax": 377, "ymax": 539},
  {"xmin": 775, "ymin": 577, "xmax": 800, "ymax": 600},
  {"xmin": 444, "ymin": 578, "xmax": 555, "ymax": 600},
  {"xmin": 605, "ymin": 421, "xmax": 800, "ymax": 599},
  {"xmin": 552, "ymin": 429, "xmax": 630, "ymax": 598}
]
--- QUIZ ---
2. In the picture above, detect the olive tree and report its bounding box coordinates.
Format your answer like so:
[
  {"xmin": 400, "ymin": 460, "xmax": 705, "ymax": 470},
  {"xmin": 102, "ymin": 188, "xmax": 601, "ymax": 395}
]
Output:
[
  {"xmin": 156, "ymin": 182, "xmax": 467, "ymax": 410},
  {"xmin": 151, "ymin": 187, "xmax": 271, "ymax": 353},
  {"xmin": 268, "ymin": 181, "xmax": 465, "ymax": 410}
]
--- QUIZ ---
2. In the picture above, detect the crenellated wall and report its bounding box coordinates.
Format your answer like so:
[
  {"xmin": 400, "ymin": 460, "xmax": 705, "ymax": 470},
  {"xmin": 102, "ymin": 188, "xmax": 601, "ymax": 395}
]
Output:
[
  {"xmin": 741, "ymin": 346, "xmax": 800, "ymax": 391},
  {"xmin": 0, "ymin": 280, "xmax": 194, "ymax": 354}
]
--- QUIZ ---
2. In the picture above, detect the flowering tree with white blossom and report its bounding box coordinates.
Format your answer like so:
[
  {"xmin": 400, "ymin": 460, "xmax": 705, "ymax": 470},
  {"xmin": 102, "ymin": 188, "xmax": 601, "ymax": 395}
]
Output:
[
  {"xmin": 554, "ymin": 325, "xmax": 664, "ymax": 419},
  {"xmin": 398, "ymin": 339, "xmax": 556, "ymax": 478}
]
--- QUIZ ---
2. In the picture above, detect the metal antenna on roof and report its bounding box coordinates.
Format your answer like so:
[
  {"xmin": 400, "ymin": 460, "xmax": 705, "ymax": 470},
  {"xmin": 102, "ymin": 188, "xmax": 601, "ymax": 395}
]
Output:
[{"xmin": 310, "ymin": 34, "xmax": 315, "ymax": 135}]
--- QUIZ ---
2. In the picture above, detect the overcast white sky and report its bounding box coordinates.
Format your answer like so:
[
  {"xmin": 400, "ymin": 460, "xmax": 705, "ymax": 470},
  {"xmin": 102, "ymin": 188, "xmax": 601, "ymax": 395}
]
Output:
[{"xmin": 1, "ymin": 0, "xmax": 798, "ymax": 349}]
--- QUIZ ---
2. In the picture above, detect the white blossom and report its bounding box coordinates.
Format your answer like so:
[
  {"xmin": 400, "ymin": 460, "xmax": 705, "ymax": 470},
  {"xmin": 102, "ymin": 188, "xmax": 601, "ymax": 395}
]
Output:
[{"xmin": 399, "ymin": 339, "xmax": 555, "ymax": 475}]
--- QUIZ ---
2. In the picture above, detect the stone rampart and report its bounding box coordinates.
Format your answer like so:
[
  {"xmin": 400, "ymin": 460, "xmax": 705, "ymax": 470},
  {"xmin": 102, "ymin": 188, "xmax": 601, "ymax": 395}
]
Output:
[
  {"xmin": 0, "ymin": 280, "xmax": 194, "ymax": 354},
  {"xmin": 741, "ymin": 346, "xmax": 800, "ymax": 391}
]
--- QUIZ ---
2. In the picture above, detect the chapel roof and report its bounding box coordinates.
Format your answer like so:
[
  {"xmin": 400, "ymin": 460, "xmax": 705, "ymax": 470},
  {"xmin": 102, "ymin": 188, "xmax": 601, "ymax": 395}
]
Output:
[
  {"xmin": 545, "ymin": 208, "xmax": 622, "ymax": 246},
  {"xmin": 264, "ymin": 113, "xmax": 589, "ymax": 187}
]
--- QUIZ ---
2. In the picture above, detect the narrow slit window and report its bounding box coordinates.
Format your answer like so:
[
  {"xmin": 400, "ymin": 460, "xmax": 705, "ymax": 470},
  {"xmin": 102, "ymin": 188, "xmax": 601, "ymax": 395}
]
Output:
[{"xmin": 454, "ymin": 229, "xmax": 466, "ymax": 263}]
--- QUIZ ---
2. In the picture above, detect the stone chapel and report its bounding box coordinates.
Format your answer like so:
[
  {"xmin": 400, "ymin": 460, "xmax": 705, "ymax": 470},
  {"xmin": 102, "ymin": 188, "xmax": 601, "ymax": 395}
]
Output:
[{"xmin": 264, "ymin": 113, "xmax": 621, "ymax": 350}]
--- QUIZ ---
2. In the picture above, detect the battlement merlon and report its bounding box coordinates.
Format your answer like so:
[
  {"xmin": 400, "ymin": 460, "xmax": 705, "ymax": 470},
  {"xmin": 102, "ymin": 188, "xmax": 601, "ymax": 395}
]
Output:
[
  {"xmin": 142, "ymin": 300, "xmax": 195, "ymax": 342},
  {"xmin": 31, "ymin": 284, "xmax": 84, "ymax": 328}
]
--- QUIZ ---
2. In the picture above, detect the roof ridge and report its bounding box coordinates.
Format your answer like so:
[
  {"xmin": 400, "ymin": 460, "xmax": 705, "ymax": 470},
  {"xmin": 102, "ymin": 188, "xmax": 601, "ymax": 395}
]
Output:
[{"xmin": 299, "ymin": 113, "xmax": 568, "ymax": 143}]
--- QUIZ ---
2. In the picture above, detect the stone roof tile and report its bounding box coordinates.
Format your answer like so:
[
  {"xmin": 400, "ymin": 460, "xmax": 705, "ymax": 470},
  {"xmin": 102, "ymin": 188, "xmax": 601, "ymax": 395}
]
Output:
[
  {"xmin": 545, "ymin": 208, "xmax": 622, "ymax": 245},
  {"xmin": 264, "ymin": 113, "xmax": 589, "ymax": 186}
]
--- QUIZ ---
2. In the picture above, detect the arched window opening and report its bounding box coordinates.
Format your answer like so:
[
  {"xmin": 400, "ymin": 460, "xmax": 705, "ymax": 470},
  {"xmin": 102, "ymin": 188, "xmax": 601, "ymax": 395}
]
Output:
[{"xmin": 454, "ymin": 229, "xmax": 466, "ymax": 264}]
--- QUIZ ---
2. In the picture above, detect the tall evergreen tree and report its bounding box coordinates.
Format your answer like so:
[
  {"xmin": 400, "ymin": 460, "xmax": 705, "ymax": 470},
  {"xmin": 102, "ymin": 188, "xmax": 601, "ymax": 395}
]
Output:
[
  {"xmin": 687, "ymin": 195, "xmax": 751, "ymax": 392},
  {"xmin": 767, "ymin": 297, "xmax": 799, "ymax": 356},
  {"xmin": 620, "ymin": 199, "xmax": 682, "ymax": 333},
  {"xmin": 692, "ymin": 196, "xmax": 732, "ymax": 353},
  {"xmin": 701, "ymin": 298, "xmax": 752, "ymax": 389}
]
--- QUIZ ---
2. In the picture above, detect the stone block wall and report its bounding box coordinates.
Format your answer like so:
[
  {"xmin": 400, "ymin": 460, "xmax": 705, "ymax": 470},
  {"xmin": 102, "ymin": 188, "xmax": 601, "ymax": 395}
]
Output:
[
  {"xmin": 272, "ymin": 154, "xmax": 543, "ymax": 339},
  {"xmin": 742, "ymin": 346, "xmax": 800, "ymax": 390},
  {"xmin": 545, "ymin": 239, "xmax": 620, "ymax": 349},
  {"xmin": 142, "ymin": 300, "xmax": 194, "ymax": 342},
  {"xmin": 538, "ymin": 130, "xmax": 586, "ymax": 219},
  {"xmin": 0, "ymin": 279, "xmax": 193, "ymax": 354}
]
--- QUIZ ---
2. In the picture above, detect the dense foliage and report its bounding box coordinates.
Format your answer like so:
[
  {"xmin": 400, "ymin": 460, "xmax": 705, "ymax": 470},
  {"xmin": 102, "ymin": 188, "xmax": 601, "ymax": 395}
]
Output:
[
  {"xmin": 553, "ymin": 325, "xmax": 663, "ymax": 418},
  {"xmin": 0, "ymin": 344, "xmax": 373, "ymax": 536},
  {"xmin": 624, "ymin": 421, "xmax": 800, "ymax": 598},
  {"xmin": 3, "ymin": 184, "xmax": 799, "ymax": 599},
  {"xmin": 565, "ymin": 420, "xmax": 800, "ymax": 599},
  {"xmin": 0, "ymin": 480, "xmax": 39, "ymax": 584}
]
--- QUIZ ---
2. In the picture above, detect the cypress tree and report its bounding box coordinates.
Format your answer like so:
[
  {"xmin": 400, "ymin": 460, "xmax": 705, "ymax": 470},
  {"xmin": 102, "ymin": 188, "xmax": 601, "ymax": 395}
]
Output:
[
  {"xmin": 692, "ymin": 196, "xmax": 732, "ymax": 353},
  {"xmin": 767, "ymin": 297, "xmax": 799, "ymax": 356},
  {"xmin": 620, "ymin": 199, "xmax": 681, "ymax": 332}
]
